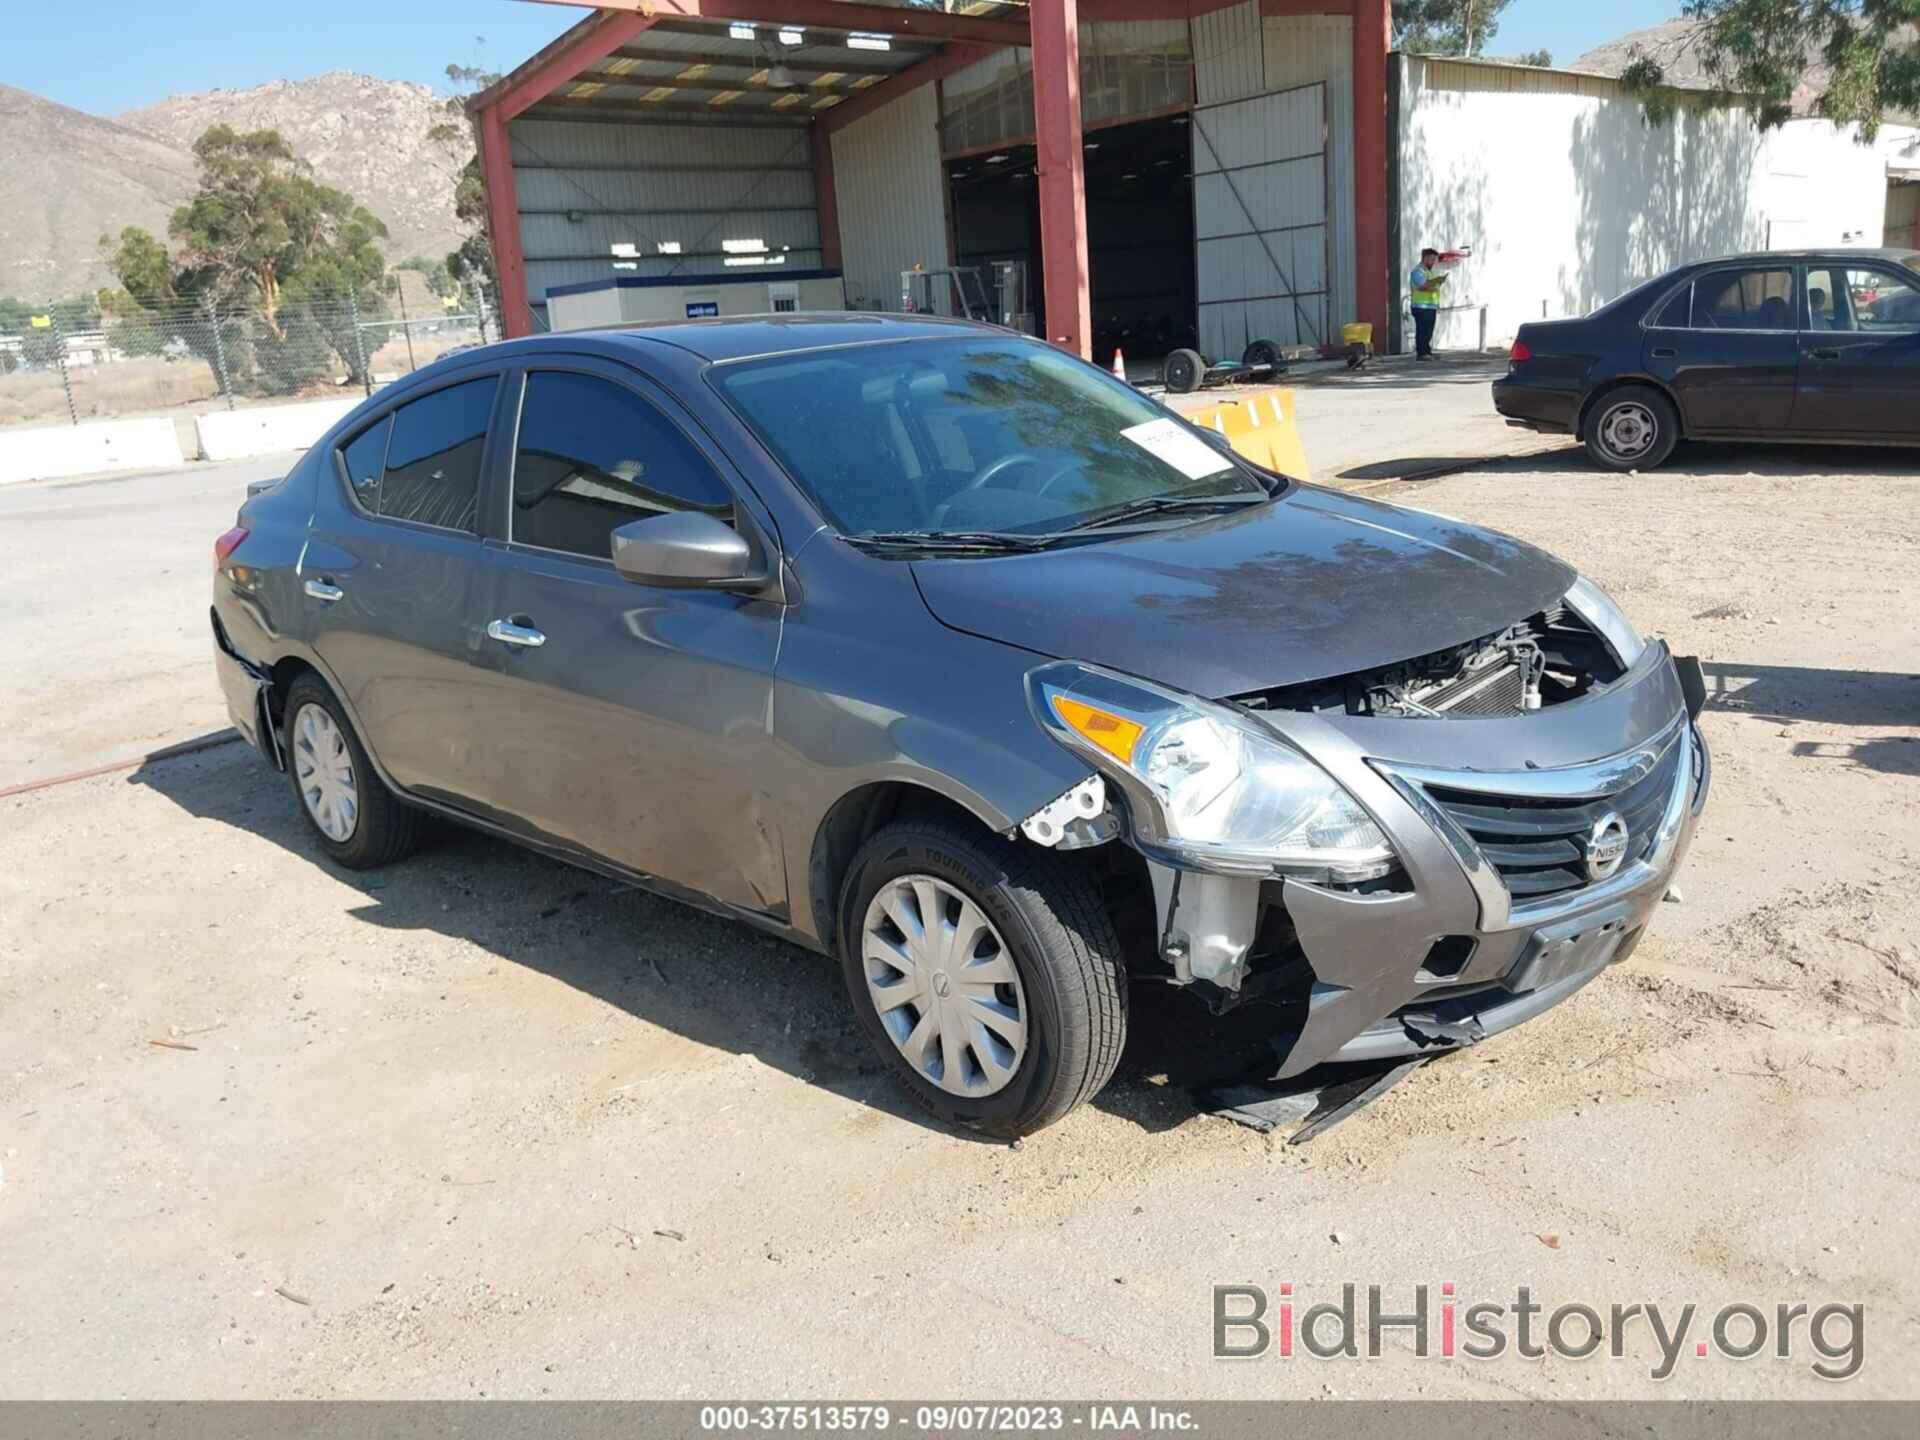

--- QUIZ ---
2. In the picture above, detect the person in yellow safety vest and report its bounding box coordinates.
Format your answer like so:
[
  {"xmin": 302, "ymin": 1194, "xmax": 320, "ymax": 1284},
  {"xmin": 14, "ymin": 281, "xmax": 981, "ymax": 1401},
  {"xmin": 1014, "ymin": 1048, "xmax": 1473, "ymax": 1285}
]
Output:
[{"xmin": 1410, "ymin": 246, "xmax": 1449, "ymax": 361}]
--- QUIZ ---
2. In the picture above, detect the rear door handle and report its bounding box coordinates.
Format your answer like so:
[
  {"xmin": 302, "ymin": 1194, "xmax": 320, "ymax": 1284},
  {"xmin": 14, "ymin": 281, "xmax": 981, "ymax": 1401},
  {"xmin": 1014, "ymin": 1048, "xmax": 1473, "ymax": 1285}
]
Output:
[
  {"xmin": 1650, "ymin": 347, "xmax": 1677, "ymax": 359},
  {"xmin": 486, "ymin": 618, "xmax": 547, "ymax": 648},
  {"xmin": 1810, "ymin": 347, "xmax": 1842, "ymax": 360},
  {"xmin": 303, "ymin": 578, "xmax": 345, "ymax": 603}
]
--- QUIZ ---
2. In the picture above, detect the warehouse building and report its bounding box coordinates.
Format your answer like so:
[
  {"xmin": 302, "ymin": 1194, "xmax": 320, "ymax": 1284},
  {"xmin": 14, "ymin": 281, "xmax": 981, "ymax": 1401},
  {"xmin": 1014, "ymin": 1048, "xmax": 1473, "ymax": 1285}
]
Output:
[
  {"xmin": 472, "ymin": 1, "xmax": 1903, "ymax": 363},
  {"xmin": 469, "ymin": 0, "xmax": 1393, "ymax": 365}
]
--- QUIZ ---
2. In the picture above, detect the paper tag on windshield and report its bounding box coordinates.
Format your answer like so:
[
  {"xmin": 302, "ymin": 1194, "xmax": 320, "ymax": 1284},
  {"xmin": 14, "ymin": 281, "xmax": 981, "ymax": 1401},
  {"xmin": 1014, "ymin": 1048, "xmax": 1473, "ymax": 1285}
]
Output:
[{"xmin": 1120, "ymin": 417, "xmax": 1233, "ymax": 481}]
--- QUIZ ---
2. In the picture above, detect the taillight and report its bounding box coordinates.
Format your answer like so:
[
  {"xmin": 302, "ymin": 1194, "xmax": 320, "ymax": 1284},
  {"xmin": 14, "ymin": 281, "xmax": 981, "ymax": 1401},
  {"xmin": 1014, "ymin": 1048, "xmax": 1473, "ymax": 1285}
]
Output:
[
  {"xmin": 1509, "ymin": 339, "xmax": 1534, "ymax": 364},
  {"xmin": 214, "ymin": 527, "xmax": 250, "ymax": 567}
]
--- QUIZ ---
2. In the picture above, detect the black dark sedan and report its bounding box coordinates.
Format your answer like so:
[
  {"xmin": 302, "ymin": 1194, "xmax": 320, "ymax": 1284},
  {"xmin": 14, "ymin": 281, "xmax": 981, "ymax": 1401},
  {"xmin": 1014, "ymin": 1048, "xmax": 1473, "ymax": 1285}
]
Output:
[{"xmin": 1493, "ymin": 248, "xmax": 1920, "ymax": 470}]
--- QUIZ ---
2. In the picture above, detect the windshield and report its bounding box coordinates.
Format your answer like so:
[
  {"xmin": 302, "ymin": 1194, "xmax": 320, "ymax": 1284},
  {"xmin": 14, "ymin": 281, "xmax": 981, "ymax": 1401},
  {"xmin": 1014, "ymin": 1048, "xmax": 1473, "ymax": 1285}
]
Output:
[{"xmin": 710, "ymin": 336, "xmax": 1263, "ymax": 539}]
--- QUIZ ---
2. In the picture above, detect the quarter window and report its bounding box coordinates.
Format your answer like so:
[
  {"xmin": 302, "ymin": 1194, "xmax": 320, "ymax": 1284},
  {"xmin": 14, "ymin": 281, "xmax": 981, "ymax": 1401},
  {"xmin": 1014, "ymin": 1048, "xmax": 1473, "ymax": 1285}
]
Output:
[
  {"xmin": 338, "ymin": 416, "xmax": 390, "ymax": 511},
  {"xmin": 511, "ymin": 371, "xmax": 734, "ymax": 561},
  {"xmin": 1691, "ymin": 268, "xmax": 1797, "ymax": 330},
  {"xmin": 377, "ymin": 378, "xmax": 497, "ymax": 531}
]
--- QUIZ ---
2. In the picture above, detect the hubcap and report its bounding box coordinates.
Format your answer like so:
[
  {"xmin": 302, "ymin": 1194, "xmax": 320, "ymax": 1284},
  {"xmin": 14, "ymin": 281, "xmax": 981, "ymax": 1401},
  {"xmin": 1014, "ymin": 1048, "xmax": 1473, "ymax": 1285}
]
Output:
[
  {"xmin": 861, "ymin": 875, "xmax": 1028, "ymax": 1098},
  {"xmin": 1601, "ymin": 401, "xmax": 1657, "ymax": 460},
  {"xmin": 292, "ymin": 703, "xmax": 358, "ymax": 843}
]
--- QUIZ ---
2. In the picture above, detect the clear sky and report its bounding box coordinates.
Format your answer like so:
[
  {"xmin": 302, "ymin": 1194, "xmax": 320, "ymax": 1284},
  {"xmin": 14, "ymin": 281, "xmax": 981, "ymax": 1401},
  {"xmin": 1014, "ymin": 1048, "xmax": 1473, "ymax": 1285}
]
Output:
[{"xmin": 7, "ymin": 0, "xmax": 1685, "ymax": 117}]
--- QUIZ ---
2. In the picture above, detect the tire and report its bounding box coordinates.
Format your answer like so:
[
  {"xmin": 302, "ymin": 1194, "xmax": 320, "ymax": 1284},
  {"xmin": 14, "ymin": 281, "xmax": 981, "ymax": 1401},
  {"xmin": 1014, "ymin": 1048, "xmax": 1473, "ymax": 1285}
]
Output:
[
  {"xmin": 1241, "ymin": 338, "xmax": 1281, "ymax": 370},
  {"xmin": 282, "ymin": 673, "xmax": 425, "ymax": 870},
  {"xmin": 1163, "ymin": 348, "xmax": 1205, "ymax": 394},
  {"xmin": 837, "ymin": 818, "xmax": 1128, "ymax": 1137},
  {"xmin": 1584, "ymin": 385, "xmax": 1679, "ymax": 471}
]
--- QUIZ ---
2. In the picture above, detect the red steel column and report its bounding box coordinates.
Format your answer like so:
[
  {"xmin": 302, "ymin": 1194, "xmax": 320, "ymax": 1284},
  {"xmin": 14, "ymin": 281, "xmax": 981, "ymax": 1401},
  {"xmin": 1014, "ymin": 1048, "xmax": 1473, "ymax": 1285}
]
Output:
[
  {"xmin": 1351, "ymin": 0, "xmax": 1390, "ymax": 341},
  {"xmin": 1029, "ymin": 0, "xmax": 1090, "ymax": 358},
  {"xmin": 813, "ymin": 126, "xmax": 844, "ymax": 272},
  {"xmin": 478, "ymin": 106, "xmax": 533, "ymax": 339}
]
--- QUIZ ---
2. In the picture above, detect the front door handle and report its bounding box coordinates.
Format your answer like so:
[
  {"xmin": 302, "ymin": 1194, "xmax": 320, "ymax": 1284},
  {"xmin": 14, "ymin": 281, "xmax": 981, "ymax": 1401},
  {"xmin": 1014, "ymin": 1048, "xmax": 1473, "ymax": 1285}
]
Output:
[
  {"xmin": 486, "ymin": 618, "xmax": 547, "ymax": 648},
  {"xmin": 1650, "ymin": 347, "xmax": 1677, "ymax": 359},
  {"xmin": 303, "ymin": 578, "xmax": 345, "ymax": 603},
  {"xmin": 1810, "ymin": 347, "xmax": 1842, "ymax": 360}
]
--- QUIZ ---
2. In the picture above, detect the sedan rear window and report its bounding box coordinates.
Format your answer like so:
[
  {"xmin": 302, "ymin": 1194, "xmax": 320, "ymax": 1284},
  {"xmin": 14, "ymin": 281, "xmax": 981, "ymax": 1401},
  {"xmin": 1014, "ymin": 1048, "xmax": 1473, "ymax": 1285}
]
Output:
[{"xmin": 710, "ymin": 337, "xmax": 1262, "ymax": 538}]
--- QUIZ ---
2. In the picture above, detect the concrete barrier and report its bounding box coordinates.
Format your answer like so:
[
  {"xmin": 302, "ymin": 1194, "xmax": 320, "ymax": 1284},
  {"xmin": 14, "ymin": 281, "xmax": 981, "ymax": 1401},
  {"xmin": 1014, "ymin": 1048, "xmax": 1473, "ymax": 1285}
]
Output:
[
  {"xmin": 196, "ymin": 396, "xmax": 362, "ymax": 463},
  {"xmin": 0, "ymin": 417, "xmax": 184, "ymax": 486}
]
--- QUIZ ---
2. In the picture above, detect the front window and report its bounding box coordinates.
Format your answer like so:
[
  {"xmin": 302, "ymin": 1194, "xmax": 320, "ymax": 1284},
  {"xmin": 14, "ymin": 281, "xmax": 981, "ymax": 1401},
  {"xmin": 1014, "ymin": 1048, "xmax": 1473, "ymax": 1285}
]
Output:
[{"xmin": 710, "ymin": 336, "xmax": 1264, "ymax": 540}]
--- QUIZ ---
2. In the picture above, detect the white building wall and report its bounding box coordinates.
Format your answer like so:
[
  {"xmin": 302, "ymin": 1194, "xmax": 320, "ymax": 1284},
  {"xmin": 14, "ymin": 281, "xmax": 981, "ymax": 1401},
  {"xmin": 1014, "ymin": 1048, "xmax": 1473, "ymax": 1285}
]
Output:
[
  {"xmin": 1397, "ymin": 56, "xmax": 1891, "ymax": 350},
  {"xmin": 831, "ymin": 85, "xmax": 950, "ymax": 312}
]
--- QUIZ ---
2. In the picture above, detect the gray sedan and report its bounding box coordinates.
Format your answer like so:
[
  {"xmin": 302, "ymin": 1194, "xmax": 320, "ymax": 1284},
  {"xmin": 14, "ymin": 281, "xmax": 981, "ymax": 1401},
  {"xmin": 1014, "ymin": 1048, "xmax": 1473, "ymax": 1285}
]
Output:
[{"xmin": 212, "ymin": 314, "xmax": 1709, "ymax": 1136}]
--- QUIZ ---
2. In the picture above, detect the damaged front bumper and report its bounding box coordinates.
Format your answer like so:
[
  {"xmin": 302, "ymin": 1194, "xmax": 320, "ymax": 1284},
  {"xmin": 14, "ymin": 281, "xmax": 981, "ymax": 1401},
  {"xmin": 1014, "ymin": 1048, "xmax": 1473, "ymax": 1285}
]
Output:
[{"xmin": 1144, "ymin": 644, "xmax": 1710, "ymax": 1078}]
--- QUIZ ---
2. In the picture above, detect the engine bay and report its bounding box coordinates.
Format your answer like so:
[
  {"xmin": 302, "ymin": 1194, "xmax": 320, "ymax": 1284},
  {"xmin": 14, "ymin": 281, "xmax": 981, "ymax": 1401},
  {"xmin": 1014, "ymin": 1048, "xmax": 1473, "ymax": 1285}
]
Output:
[{"xmin": 1237, "ymin": 606, "xmax": 1627, "ymax": 718}]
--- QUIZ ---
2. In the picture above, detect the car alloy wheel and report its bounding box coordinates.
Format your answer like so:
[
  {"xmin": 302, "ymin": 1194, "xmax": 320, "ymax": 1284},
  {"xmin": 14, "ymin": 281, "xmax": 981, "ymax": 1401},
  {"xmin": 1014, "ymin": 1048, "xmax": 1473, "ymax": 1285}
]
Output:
[
  {"xmin": 1599, "ymin": 400, "xmax": 1658, "ymax": 462},
  {"xmin": 861, "ymin": 874, "xmax": 1029, "ymax": 1098},
  {"xmin": 292, "ymin": 701, "xmax": 359, "ymax": 843}
]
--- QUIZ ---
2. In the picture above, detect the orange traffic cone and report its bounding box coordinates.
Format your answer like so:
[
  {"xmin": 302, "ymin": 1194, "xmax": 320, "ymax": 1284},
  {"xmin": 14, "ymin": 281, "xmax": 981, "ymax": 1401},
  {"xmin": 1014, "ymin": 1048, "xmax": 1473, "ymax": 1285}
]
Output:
[{"xmin": 1111, "ymin": 348, "xmax": 1127, "ymax": 383}]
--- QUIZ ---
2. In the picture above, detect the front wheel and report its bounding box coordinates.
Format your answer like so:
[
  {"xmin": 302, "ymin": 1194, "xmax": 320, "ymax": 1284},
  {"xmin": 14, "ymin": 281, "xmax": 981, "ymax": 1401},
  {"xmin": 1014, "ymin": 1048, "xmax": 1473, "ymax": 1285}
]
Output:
[
  {"xmin": 838, "ymin": 820, "xmax": 1128, "ymax": 1137},
  {"xmin": 1584, "ymin": 385, "xmax": 1679, "ymax": 471},
  {"xmin": 1163, "ymin": 348, "xmax": 1206, "ymax": 394}
]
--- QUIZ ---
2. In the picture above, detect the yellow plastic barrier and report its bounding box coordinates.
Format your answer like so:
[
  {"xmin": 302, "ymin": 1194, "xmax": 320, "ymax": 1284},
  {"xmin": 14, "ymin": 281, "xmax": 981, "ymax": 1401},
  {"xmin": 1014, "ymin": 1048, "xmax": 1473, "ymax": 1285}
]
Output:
[{"xmin": 1185, "ymin": 388, "xmax": 1310, "ymax": 481}]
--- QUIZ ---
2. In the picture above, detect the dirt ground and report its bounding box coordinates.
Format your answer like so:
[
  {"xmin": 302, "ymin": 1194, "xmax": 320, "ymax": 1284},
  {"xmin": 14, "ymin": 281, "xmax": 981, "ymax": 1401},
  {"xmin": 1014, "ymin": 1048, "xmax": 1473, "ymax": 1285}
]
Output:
[{"xmin": 2, "ymin": 437, "xmax": 1918, "ymax": 1399}]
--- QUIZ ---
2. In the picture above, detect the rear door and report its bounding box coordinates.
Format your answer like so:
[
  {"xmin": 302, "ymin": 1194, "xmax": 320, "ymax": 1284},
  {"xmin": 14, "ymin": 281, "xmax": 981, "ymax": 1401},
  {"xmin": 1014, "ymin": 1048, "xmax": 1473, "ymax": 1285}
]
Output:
[
  {"xmin": 1792, "ymin": 261, "xmax": 1920, "ymax": 435},
  {"xmin": 1642, "ymin": 265, "xmax": 1799, "ymax": 433},
  {"xmin": 464, "ymin": 360, "xmax": 786, "ymax": 914},
  {"xmin": 302, "ymin": 371, "xmax": 503, "ymax": 807}
]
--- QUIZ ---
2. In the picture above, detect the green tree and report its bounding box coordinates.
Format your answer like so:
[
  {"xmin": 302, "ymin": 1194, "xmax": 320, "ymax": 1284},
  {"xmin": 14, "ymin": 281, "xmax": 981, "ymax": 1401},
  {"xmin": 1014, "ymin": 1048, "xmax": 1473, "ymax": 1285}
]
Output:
[
  {"xmin": 1623, "ymin": 1, "xmax": 1920, "ymax": 136},
  {"xmin": 1393, "ymin": 0, "xmax": 1518, "ymax": 56},
  {"xmin": 428, "ymin": 56, "xmax": 502, "ymax": 319},
  {"xmin": 100, "ymin": 125, "xmax": 396, "ymax": 393}
]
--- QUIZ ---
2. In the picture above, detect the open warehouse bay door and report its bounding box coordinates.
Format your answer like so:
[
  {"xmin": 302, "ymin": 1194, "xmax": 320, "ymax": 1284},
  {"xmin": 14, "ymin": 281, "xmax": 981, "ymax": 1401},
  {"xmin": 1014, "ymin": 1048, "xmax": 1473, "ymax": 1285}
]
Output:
[{"xmin": 1192, "ymin": 82, "xmax": 1331, "ymax": 357}]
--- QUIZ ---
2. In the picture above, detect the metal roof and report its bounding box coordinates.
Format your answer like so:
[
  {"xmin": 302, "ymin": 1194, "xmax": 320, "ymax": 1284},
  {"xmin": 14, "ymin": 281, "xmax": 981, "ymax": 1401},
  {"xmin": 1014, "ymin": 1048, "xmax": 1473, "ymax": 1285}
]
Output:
[{"xmin": 511, "ymin": 5, "xmax": 1025, "ymax": 126}]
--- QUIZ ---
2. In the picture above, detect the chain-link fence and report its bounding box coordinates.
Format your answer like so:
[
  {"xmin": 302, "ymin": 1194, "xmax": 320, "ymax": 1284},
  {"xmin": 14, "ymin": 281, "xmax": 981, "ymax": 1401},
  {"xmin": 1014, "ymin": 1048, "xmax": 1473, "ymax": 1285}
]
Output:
[{"xmin": 0, "ymin": 284, "xmax": 495, "ymax": 433}]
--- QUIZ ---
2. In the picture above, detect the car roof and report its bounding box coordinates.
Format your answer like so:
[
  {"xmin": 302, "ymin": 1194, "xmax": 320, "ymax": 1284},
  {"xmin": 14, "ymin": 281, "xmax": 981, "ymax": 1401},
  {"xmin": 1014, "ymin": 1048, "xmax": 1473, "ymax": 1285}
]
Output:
[
  {"xmin": 476, "ymin": 312, "xmax": 1009, "ymax": 367},
  {"xmin": 1685, "ymin": 247, "xmax": 1920, "ymax": 269}
]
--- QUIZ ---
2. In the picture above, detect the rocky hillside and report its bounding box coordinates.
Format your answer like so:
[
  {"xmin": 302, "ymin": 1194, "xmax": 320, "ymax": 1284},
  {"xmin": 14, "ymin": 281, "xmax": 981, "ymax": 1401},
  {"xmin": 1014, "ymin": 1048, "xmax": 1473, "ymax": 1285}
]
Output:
[
  {"xmin": 0, "ymin": 84, "xmax": 198, "ymax": 301},
  {"xmin": 0, "ymin": 73, "xmax": 471, "ymax": 303},
  {"xmin": 1572, "ymin": 20, "xmax": 1829, "ymax": 115}
]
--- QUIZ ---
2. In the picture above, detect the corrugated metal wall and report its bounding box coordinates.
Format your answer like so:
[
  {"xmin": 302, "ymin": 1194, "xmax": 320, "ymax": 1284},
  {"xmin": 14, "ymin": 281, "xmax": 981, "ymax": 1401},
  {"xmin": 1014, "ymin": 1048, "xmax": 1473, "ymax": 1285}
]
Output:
[
  {"xmin": 1190, "ymin": 0, "xmax": 1263, "ymax": 108},
  {"xmin": 830, "ymin": 84, "xmax": 950, "ymax": 311},
  {"xmin": 1265, "ymin": 15, "xmax": 1356, "ymax": 330},
  {"xmin": 1397, "ymin": 55, "xmax": 1891, "ymax": 350},
  {"xmin": 1193, "ymin": 85, "xmax": 1330, "ymax": 352},
  {"xmin": 508, "ymin": 115, "xmax": 820, "ymax": 326}
]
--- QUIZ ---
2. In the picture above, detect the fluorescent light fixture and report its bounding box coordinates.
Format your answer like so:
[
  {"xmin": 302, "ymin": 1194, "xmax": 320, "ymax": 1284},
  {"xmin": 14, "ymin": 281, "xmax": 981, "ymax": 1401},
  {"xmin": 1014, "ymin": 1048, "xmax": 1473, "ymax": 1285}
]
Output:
[
  {"xmin": 728, "ymin": 22, "xmax": 755, "ymax": 40},
  {"xmin": 610, "ymin": 241, "xmax": 640, "ymax": 258},
  {"xmin": 657, "ymin": 241, "xmax": 683, "ymax": 255},
  {"xmin": 986, "ymin": 153, "xmax": 1008, "ymax": 164},
  {"xmin": 612, "ymin": 261, "xmax": 638, "ymax": 271},
  {"xmin": 721, "ymin": 237, "xmax": 769, "ymax": 254},
  {"xmin": 778, "ymin": 27, "xmax": 804, "ymax": 45},
  {"xmin": 846, "ymin": 32, "xmax": 891, "ymax": 50},
  {"xmin": 724, "ymin": 253, "xmax": 787, "ymax": 267},
  {"xmin": 1083, "ymin": 141, "xmax": 1100, "ymax": 150}
]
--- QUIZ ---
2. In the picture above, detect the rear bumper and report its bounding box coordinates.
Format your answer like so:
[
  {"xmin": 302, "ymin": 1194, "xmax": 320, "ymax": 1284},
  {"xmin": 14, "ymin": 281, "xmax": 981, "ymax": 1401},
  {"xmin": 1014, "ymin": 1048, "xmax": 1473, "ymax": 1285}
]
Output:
[
  {"xmin": 211, "ymin": 609, "xmax": 281, "ymax": 770},
  {"xmin": 1492, "ymin": 376, "xmax": 1580, "ymax": 434}
]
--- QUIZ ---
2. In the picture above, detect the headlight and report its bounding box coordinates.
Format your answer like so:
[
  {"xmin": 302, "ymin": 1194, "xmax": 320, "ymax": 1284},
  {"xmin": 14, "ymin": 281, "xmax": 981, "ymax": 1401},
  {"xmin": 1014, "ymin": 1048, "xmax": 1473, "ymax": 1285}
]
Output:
[
  {"xmin": 1028, "ymin": 662, "xmax": 1397, "ymax": 883},
  {"xmin": 1564, "ymin": 575, "xmax": 1645, "ymax": 668}
]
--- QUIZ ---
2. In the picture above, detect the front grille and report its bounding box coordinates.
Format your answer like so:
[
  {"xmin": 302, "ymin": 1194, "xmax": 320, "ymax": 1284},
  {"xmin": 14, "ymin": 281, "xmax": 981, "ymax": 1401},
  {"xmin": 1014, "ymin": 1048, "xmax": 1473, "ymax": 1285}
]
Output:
[{"xmin": 1422, "ymin": 739, "xmax": 1683, "ymax": 901}]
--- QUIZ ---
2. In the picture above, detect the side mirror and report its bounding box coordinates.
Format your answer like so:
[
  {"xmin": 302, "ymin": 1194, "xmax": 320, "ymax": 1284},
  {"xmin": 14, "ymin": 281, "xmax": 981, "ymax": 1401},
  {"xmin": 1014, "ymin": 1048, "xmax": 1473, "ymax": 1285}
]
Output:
[{"xmin": 610, "ymin": 510, "xmax": 760, "ymax": 588}]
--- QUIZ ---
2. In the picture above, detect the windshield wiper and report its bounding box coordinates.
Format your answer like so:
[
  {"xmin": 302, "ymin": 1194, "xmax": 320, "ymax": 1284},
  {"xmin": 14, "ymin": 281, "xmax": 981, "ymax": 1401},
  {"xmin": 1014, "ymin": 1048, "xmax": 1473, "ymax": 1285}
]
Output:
[
  {"xmin": 847, "ymin": 529, "xmax": 1055, "ymax": 554},
  {"xmin": 1053, "ymin": 492, "xmax": 1269, "ymax": 535}
]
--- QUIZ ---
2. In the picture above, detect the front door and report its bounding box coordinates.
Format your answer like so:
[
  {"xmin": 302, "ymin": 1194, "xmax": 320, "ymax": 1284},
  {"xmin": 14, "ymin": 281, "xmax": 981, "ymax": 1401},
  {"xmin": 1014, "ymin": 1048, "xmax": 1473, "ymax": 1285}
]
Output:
[
  {"xmin": 1643, "ymin": 265, "xmax": 1800, "ymax": 434},
  {"xmin": 1792, "ymin": 261, "xmax": 1920, "ymax": 435},
  {"xmin": 302, "ymin": 373, "xmax": 502, "ymax": 808},
  {"xmin": 466, "ymin": 363, "xmax": 786, "ymax": 917}
]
